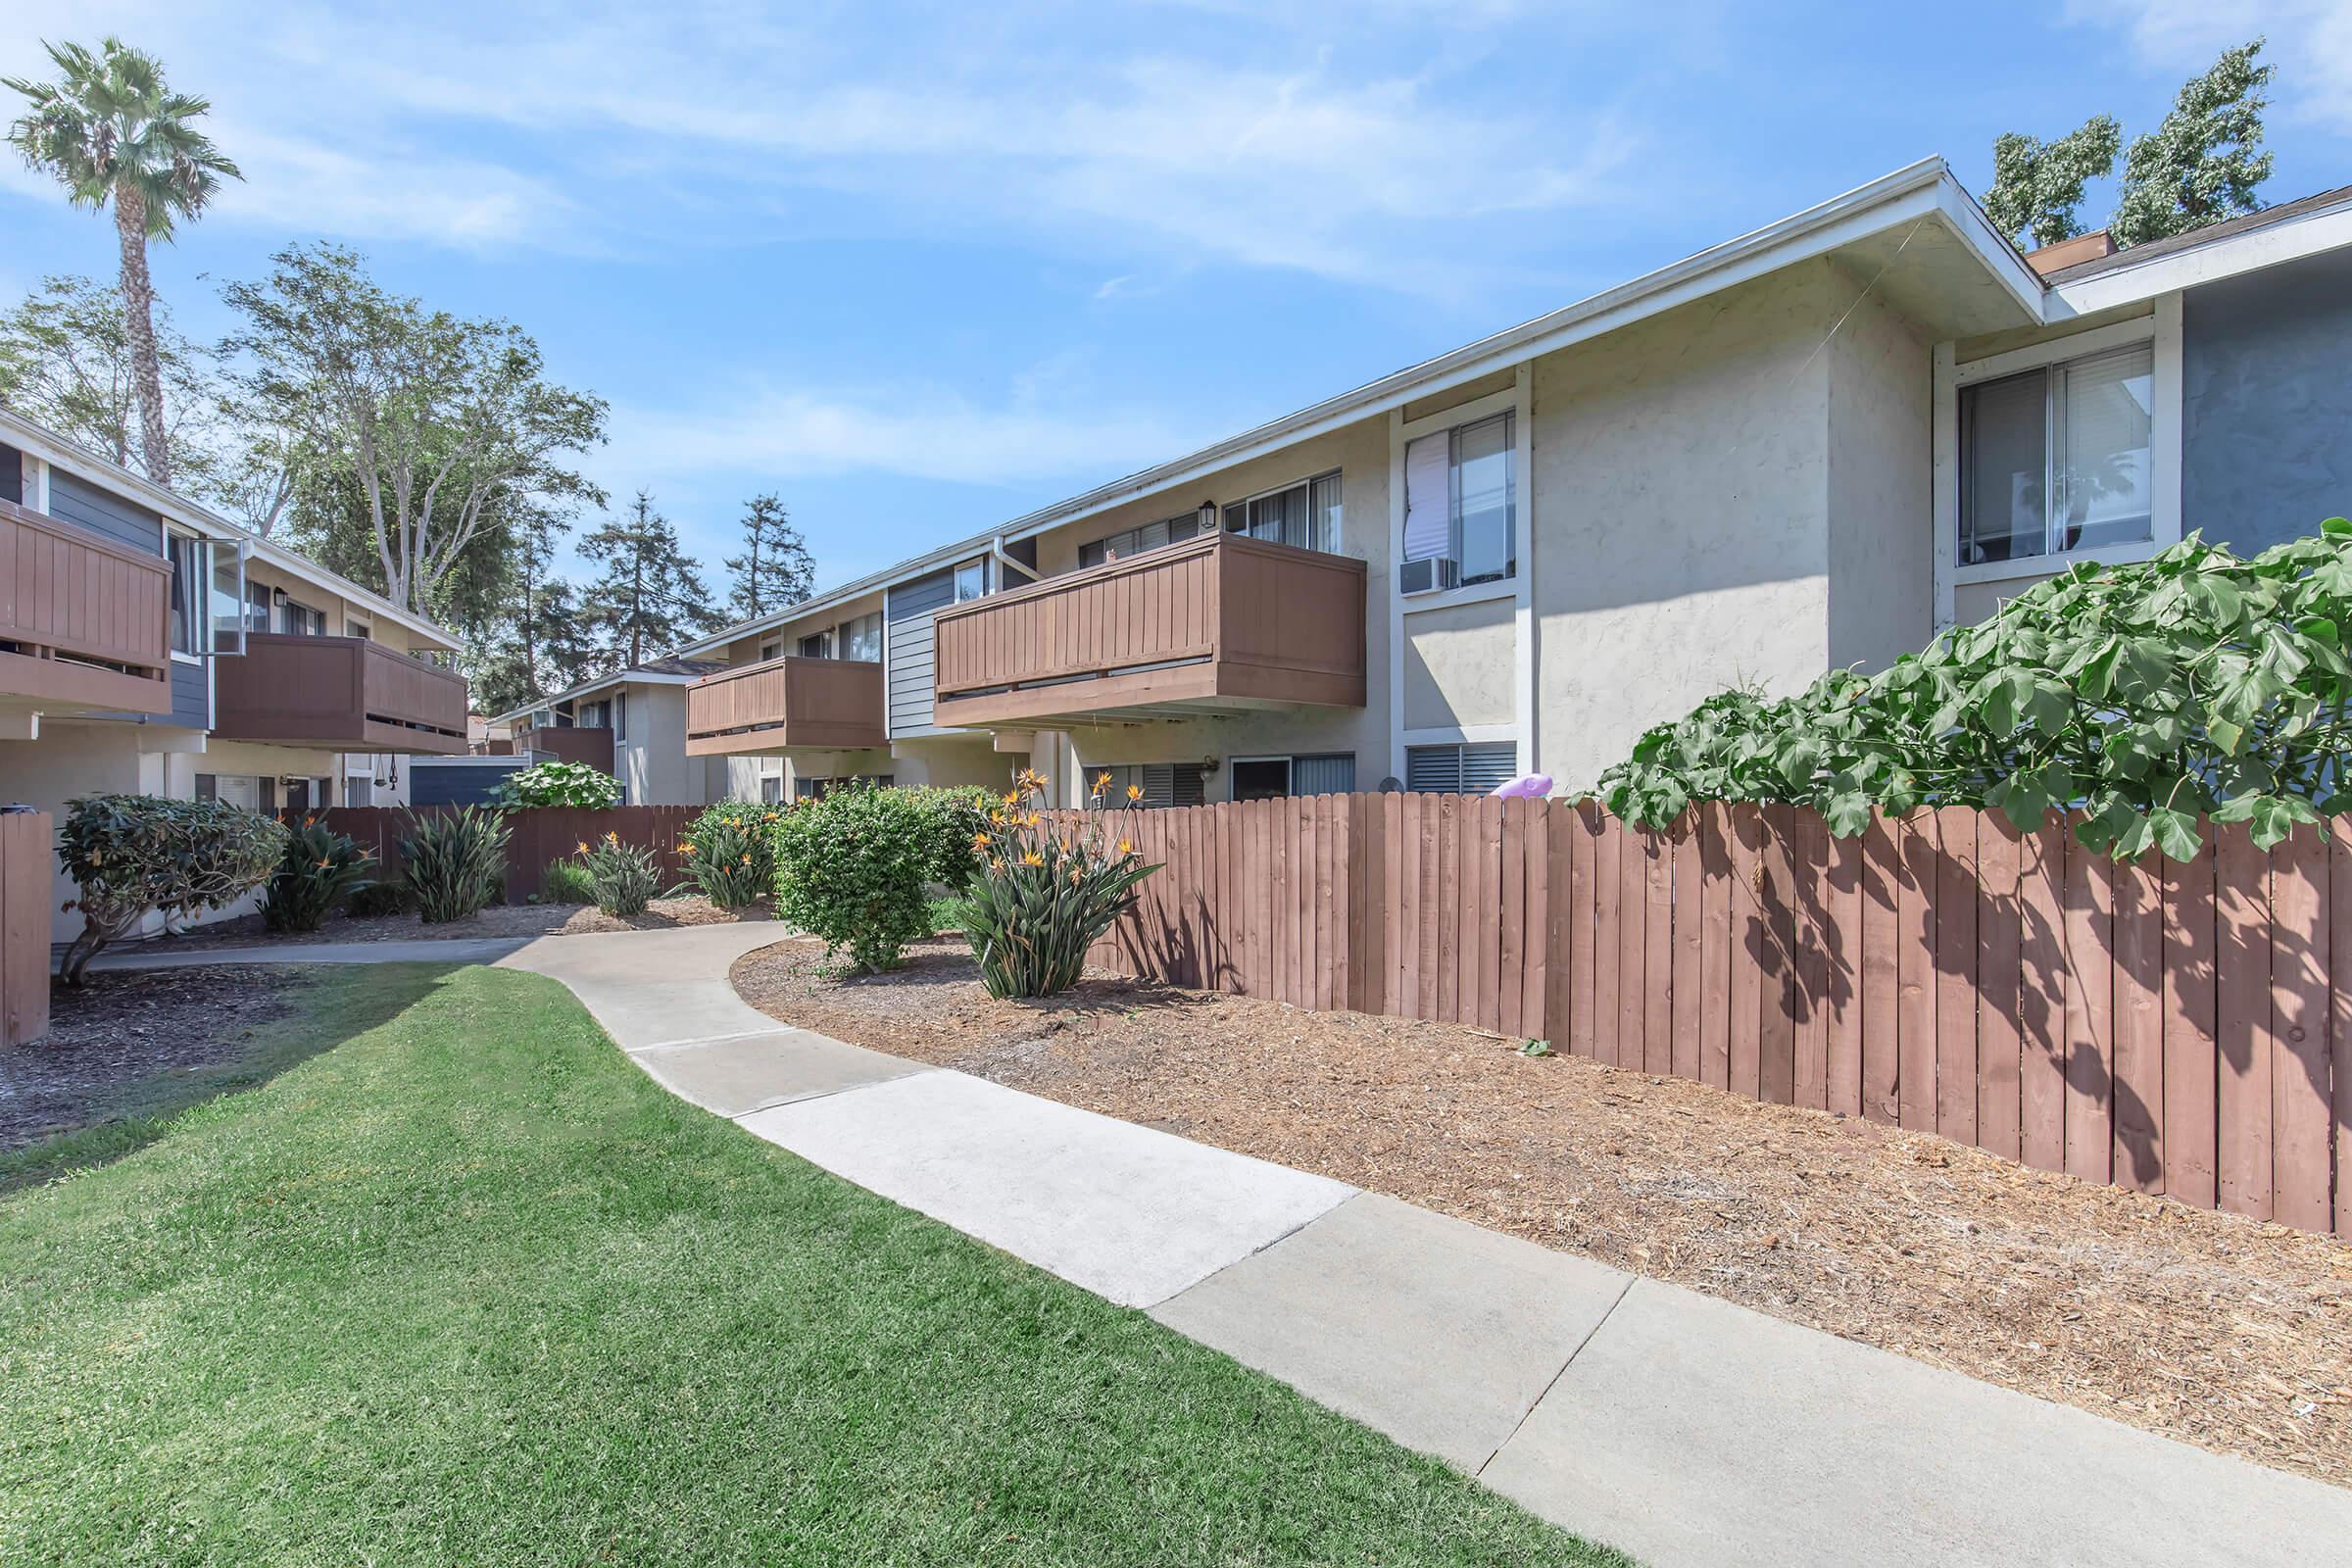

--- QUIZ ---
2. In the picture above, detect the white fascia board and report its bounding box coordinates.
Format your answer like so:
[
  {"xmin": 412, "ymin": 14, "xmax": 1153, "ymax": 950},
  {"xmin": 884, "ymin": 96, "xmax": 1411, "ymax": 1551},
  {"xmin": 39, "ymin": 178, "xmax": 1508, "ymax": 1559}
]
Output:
[
  {"xmin": 486, "ymin": 668, "xmax": 711, "ymax": 726},
  {"xmin": 2048, "ymin": 201, "xmax": 2352, "ymax": 318},
  {"xmin": 688, "ymin": 159, "xmax": 2029, "ymax": 661},
  {"xmin": 0, "ymin": 407, "xmax": 462, "ymax": 651}
]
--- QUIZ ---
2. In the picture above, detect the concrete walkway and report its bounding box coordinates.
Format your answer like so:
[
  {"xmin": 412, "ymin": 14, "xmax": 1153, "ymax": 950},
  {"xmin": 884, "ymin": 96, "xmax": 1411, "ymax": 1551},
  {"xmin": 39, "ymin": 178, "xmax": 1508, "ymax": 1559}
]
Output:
[{"xmin": 103, "ymin": 925, "xmax": 2352, "ymax": 1566}]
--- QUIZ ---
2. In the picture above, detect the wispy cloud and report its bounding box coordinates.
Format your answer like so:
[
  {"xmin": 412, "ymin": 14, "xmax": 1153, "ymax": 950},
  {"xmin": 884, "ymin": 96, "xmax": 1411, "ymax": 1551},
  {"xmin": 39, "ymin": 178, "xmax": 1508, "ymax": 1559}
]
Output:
[{"xmin": 2068, "ymin": 0, "xmax": 2352, "ymax": 135}]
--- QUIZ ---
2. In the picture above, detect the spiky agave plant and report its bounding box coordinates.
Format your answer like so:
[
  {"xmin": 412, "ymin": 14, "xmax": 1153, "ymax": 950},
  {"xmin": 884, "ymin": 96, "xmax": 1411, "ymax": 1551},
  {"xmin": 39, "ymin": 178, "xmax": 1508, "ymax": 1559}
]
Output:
[
  {"xmin": 400, "ymin": 807, "xmax": 510, "ymax": 923},
  {"xmin": 958, "ymin": 770, "xmax": 1159, "ymax": 999}
]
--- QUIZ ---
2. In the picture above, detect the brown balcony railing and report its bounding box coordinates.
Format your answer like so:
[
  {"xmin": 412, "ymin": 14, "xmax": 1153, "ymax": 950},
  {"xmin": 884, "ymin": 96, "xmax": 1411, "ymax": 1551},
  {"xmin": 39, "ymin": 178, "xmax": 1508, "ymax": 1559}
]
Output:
[
  {"xmin": 0, "ymin": 496, "xmax": 172, "ymax": 714},
  {"xmin": 686, "ymin": 655, "xmax": 888, "ymax": 756},
  {"xmin": 212, "ymin": 632, "xmax": 468, "ymax": 754},
  {"xmin": 931, "ymin": 531, "xmax": 1366, "ymax": 728}
]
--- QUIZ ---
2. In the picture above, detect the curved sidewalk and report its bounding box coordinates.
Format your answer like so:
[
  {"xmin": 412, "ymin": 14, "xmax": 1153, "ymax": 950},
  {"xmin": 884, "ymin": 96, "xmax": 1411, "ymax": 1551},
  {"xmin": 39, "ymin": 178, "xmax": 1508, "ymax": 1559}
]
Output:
[{"xmin": 105, "ymin": 924, "xmax": 2352, "ymax": 1566}]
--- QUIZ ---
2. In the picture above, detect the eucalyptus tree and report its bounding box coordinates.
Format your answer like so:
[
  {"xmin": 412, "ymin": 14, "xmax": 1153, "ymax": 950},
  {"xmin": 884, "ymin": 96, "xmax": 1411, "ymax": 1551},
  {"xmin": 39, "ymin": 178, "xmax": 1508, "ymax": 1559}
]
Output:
[
  {"xmin": 221, "ymin": 243, "xmax": 607, "ymax": 614},
  {"xmin": 4, "ymin": 37, "xmax": 240, "ymax": 485}
]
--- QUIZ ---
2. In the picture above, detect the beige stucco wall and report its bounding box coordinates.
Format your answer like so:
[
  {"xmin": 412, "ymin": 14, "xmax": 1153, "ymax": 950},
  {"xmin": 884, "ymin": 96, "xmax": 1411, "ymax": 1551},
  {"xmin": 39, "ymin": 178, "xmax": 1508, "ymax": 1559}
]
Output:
[
  {"xmin": 1824, "ymin": 270, "xmax": 1935, "ymax": 670},
  {"xmin": 0, "ymin": 721, "xmax": 161, "ymax": 941},
  {"xmin": 613, "ymin": 684, "xmax": 725, "ymax": 807},
  {"xmin": 714, "ymin": 587, "xmax": 888, "ymax": 669},
  {"xmin": 240, "ymin": 557, "xmax": 445, "ymax": 655},
  {"xmin": 1529, "ymin": 259, "xmax": 1900, "ymax": 788},
  {"xmin": 1402, "ymin": 597, "xmax": 1516, "ymax": 731}
]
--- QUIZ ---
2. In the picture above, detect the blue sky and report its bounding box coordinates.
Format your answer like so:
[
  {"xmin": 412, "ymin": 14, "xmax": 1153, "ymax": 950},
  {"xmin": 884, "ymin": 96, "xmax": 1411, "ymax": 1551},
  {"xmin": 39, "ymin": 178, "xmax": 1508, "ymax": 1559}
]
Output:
[{"xmin": 5, "ymin": 1, "xmax": 2349, "ymax": 600}]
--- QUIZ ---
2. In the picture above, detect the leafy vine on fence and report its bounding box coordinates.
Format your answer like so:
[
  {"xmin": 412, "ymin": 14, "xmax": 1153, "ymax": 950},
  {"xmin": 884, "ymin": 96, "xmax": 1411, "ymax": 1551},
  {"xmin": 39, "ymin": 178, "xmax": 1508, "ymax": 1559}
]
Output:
[{"xmin": 1598, "ymin": 523, "xmax": 2352, "ymax": 860}]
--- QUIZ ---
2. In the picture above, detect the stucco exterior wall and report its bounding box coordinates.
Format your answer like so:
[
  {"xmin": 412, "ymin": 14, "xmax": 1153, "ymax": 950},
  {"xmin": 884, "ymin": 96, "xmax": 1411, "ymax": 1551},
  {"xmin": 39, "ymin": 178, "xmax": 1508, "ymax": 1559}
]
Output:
[
  {"xmin": 1823, "ymin": 270, "xmax": 1935, "ymax": 670},
  {"xmin": 0, "ymin": 721, "xmax": 156, "ymax": 941},
  {"xmin": 2182, "ymin": 248, "xmax": 2352, "ymax": 556},
  {"xmin": 1401, "ymin": 597, "xmax": 1516, "ymax": 730},
  {"xmin": 1529, "ymin": 261, "xmax": 1845, "ymax": 788},
  {"xmin": 613, "ymin": 685, "xmax": 723, "ymax": 807}
]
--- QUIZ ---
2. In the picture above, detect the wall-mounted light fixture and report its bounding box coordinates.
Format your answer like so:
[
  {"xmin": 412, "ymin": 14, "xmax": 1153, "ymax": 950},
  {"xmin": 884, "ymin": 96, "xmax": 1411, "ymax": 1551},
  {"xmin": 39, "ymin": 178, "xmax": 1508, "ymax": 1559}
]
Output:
[{"xmin": 1198, "ymin": 500, "xmax": 1219, "ymax": 534}]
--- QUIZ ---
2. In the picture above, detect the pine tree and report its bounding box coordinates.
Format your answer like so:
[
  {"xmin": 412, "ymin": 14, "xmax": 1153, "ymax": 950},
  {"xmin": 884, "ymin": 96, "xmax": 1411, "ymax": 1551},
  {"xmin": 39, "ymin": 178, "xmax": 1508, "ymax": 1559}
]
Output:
[
  {"xmin": 2111, "ymin": 40, "xmax": 2275, "ymax": 249},
  {"xmin": 724, "ymin": 493, "xmax": 816, "ymax": 618},
  {"xmin": 579, "ymin": 490, "xmax": 718, "ymax": 668}
]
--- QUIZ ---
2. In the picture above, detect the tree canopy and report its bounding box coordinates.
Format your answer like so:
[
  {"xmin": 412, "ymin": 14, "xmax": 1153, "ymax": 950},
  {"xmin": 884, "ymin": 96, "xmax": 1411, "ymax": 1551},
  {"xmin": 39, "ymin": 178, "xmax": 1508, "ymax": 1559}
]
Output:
[
  {"xmin": 1598, "ymin": 523, "xmax": 2352, "ymax": 861},
  {"xmin": 220, "ymin": 243, "xmax": 608, "ymax": 615},
  {"xmin": 725, "ymin": 493, "xmax": 816, "ymax": 618},
  {"xmin": 1981, "ymin": 38, "xmax": 2274, "ymax": 253},
  {"xmin": 579, "ymin": 491, "xmax": 720, "ymax": 670}
]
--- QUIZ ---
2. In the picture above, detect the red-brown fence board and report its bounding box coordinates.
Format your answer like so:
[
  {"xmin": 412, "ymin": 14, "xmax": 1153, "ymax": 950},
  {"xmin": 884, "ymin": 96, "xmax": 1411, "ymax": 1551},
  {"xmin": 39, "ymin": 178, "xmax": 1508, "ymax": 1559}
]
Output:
[
  {"xmin": 315, "ymin": 806, "xmax": 699, "ymax": 906},
  {"xmin": 0, "ymin": 811, "xmax": 50, "ymax": 1049},
  {"xmin": 1056, "ymin": 793, "xmax": 2347, "ymax": 1238}
]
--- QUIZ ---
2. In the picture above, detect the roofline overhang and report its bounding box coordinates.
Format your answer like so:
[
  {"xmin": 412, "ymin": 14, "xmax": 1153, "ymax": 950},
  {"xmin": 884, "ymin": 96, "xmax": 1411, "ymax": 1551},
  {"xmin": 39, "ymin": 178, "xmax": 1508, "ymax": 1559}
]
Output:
[{"xmin": 679, "ymin": 157, "xmax": 2043, "ymax": 661}]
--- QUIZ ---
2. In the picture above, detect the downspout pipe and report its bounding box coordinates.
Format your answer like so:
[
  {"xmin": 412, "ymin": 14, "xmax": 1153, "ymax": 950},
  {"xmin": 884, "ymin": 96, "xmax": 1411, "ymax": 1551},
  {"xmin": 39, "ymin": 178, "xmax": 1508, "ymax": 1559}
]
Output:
[{"xmin": 991, "ymin": 533, "xmax": 1039, "ymax": 584}]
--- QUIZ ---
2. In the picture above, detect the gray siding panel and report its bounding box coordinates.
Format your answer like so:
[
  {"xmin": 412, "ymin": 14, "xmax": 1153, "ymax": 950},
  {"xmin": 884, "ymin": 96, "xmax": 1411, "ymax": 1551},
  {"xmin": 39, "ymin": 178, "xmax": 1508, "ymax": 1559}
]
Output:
[
  {"xmin": 2182, "ymin": 249, "xmax": 2352, "ymax": 557},
  {"xmin": 885, "ymin": 568, "xmax": 956, "ymax": 738},
  {"xmin": 170, "ymin": 660, "xmax": 209, "ymax": 729},
  {"xmin": 47, "ymin": 468, "xmax": 165, "ymax": 556},
  {"xmin": 410, "ymin": 760, "xmax": 528, "ymax": 808}
]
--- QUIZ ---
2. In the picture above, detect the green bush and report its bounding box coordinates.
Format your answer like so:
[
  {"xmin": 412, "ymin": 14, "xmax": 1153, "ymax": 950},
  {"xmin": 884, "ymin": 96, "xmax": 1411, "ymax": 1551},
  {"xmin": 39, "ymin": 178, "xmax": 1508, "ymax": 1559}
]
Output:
[
  {"xmin": 491, "ymin": 760, "xmax": 620, "ymax": 809},
  {"xmin": 1599, "ymin": 525, "xmax": 2352, "ymax": 860},
  {"xmin": 56, "ymin": 795, "xmax": 286, "ymax": 983},
  {"xmin": 679, "ymin": 799, "xmax": 781, "ymax": 906},
  {"xmin": 345, "ymin": 881, "xmax": 409, "ymax": 919},
  {"xmin": 262, "ymin": 817, "xmax": 376, "ymax": 933},
  {"xmin": 770, "ymin": 783, "xmax": 939, "ymax": 972},
  {"xmin": 539, "ymin": 858, "xmax": 597, "ymax": 905},
  {"xmin": 401, "ymin": 808, "xmax": 510, "ymax": 923},
  {"xmin": 905, "ymin": 786, "xmax": 992, "ymax": 889},
  {"xmin": 958, "ymin": 774, "xmax": 1157, "ymax": 999},
  {"xmin": 572, "ymin": 831, "xmax": 664, "ymax": 917}
]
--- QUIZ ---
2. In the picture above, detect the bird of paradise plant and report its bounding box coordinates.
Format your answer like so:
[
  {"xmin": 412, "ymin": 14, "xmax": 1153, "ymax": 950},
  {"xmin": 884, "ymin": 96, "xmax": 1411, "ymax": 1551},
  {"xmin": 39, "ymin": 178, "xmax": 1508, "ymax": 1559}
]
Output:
[{"xmin": 956, "ymin": 768, "xmax": 1160, "ymax": 999}]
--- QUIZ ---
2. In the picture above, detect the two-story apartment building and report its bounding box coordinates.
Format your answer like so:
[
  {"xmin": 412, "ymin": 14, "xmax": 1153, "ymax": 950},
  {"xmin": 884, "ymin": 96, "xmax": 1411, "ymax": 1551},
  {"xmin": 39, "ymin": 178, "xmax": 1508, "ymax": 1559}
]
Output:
[
  {"xmin": 0, "ymin": 408, "xmax": 469, "ymax": 937},
  {"xmin": 490, "ymin": 657, "xmax": 733, "ymax": 806},
  {"xmin": 657, "ymin": 158, "xmax": 2350, "ymax": 810}
]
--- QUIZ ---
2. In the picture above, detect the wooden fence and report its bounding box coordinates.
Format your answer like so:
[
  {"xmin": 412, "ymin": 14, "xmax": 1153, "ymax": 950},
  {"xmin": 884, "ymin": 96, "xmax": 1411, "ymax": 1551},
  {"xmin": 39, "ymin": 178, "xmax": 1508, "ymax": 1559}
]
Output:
[
  {"xmin": 0, "ymin": 810, "xmax": 50, "ymax": 1048},
  {"xmin": 316, "ymin": 806, "xmax": 698, "ymax": 904},
  {"xmin": 1068, "ymin": 794, "xmax": 2352, "ymax": 1238}
]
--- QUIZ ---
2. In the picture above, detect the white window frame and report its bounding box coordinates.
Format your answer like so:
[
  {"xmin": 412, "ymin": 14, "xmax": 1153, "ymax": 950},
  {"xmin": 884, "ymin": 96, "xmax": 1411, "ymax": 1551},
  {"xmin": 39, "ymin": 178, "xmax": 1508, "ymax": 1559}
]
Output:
[
  {"xmin": 759, "ymin": 639, "xmax": 782, "ymax": 663},
  {"xmin": 953, "ymin": 559, "xmax": 987, "ymax": 602},
  {"xmin": 1227, "ymin": 754, "xmax": 1293, "ymax": 801},
  {"xmin": 1388, "ymin": 371, "xmax": 1536, "ymax": 784},
  {"xmin": 1934, "ymin": 302, "xmax": 2181, "ymax": 627},
  {"xmin": 1219, "ymin": 470, "xmax": 1343, "ymax": 555}
]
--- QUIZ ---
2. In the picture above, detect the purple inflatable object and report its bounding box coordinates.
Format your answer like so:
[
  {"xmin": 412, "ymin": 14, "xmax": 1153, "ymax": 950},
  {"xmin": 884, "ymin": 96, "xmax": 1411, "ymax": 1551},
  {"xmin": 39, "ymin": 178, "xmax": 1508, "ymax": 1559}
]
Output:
[{"xmin": 1490, "ymin": 772, "xmax": 1554, "ymax": 799}]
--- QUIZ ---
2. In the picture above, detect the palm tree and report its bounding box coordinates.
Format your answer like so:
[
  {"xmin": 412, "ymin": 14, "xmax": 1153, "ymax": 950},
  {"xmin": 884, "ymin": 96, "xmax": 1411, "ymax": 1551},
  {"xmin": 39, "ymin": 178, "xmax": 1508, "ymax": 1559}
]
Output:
[{"xmin": 5, "ymin": 38, "xmax": 239, "ymax": 487}]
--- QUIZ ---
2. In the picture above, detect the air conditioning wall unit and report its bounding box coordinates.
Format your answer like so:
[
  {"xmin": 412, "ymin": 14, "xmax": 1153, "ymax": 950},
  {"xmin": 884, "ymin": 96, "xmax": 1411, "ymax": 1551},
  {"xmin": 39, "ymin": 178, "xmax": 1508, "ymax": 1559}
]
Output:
[{"xmin": 1398, "ymin": 557, "xmax": 1460, "ymax": 596}]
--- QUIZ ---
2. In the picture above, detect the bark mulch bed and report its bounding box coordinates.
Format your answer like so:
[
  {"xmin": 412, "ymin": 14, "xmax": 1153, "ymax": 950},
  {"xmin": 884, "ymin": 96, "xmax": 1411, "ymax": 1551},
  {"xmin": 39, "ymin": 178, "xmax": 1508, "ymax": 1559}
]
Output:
[
  {"xmin": 0, "ymin": 966, "xmax": 312, "ymax": 1150},
  {"xmin": 159, "ymin": 897, "xmax": 774, "ymax": 951},
  {"xmin": 733, "ymin": 935, "xmax": 2352, "ymax": 1491}
]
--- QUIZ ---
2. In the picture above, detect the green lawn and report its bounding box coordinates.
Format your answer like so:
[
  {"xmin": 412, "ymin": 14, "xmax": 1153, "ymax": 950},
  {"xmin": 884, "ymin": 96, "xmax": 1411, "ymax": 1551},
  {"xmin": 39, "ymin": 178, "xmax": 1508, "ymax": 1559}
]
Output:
[{"xmin": 0, "ymin": 963, "xmax": 1620, "ymax": 1566}]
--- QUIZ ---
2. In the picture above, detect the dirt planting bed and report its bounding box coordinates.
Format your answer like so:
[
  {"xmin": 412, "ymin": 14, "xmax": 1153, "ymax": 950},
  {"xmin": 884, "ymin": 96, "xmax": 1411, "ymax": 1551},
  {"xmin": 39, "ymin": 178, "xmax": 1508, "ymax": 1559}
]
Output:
[
  {"xmin": 1, "ymin": 966, "xmax": 311, "ymax": 1151},
  {"xmin": 733, "ymin": 935, "xmax": 2352, "ymax": 1490},
  {"xmin": 159, "ymin": 897, "xmax": 774, "ymax": 950}
]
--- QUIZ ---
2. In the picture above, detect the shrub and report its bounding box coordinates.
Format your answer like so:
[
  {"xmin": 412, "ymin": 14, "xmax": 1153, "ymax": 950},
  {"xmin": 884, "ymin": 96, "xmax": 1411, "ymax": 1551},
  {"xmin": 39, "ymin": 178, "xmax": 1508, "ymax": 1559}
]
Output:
[
  {"xmin": 345, "ymin": 881, "xmax": 409, "ymax": 919},
  {"xmin": 539, "ymin": 858, "xmax": 597, "ymax": 905},
  {"xmin": 906, "ymin": 786, "xmax": 993, "ymax": 890},
  {"xmin": 1598, "ymin": 525, "xmax": 2352, "ymax": 860},
  {"xmin": 769, "ymin": 783, "xmax": 939, "ymax": 972},
  {"xmin": 401, "ymin": 808, "xmax": 510, "ymax": 923},
  {"xmin": 491, "ymin": 760, "xmax": 620, "ymax": 809},
  {"xmin": 572, "ymin": 831, "xmax": 664, "ymax": 917},
  {"xmin": 56, "ymin": 795, "xmax": 285, "ymax": 984},
  {"xmin": 262, "ymin": 817, "xmax": 376, "ymax": 933},
  {"xmin": 956, "ymin": 770, "xmax": 1158, "ymax": 999},
  {"xmin": 679, "ymin": 800, "xmax": 781, "ymax": 906}
]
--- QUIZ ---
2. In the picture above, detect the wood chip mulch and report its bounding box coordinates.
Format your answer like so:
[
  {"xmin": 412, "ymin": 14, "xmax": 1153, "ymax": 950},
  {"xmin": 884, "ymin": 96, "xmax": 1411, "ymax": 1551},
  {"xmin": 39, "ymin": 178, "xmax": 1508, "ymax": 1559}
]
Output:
[
  {"xmin": 0, "ymin": 965, "xmax": 311, "ymax": 1150},
  {"xmin": 732, "ymin": 936, "xmax": 2352, "ymax": 1492}
]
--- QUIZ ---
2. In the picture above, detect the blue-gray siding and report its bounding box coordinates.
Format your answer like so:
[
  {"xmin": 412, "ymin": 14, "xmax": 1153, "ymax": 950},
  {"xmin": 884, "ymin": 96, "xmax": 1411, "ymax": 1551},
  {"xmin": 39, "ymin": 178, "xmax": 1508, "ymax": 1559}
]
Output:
[
  {"xmin": 410, "ymin": 759, "xmax": 529, "ymax": 808},
  {"xmin": 885, "ymin": 567, "xmax": 957, "ymax": 738},
  {"xmin": 46, "ymin": 468, "xmax": 165, "ymax": 556},
  {"xmin": 169, "ymin": 659, "xmax": 209, "ymax": 729},
  {"xmin": 2182, "ymin": 248, "xmax": 2352, "ymax": 556}
]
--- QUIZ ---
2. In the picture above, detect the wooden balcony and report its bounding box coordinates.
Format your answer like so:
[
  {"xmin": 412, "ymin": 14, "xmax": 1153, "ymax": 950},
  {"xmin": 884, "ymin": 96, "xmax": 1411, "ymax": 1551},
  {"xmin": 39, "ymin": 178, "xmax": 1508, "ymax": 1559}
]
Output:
[
  {"xmin": 931, "ymin": 532, "xmax": 1366, "ymax": 729},
  {"xmin": 0, "ymin": 496, "xmax": 172, "ymax": 715},
  {"xmin": 686, "ymin": 655, "xmax": 888, "ymax": 756},
  {"xmin": 212, "ymin": 633, "xmax": 468, "ymax": 754}
]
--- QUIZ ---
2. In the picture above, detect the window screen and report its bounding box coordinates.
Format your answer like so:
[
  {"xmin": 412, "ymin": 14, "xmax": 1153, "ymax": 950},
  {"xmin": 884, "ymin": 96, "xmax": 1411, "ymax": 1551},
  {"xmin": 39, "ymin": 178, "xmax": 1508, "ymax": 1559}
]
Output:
[
  {"xmin": 1221, "ymin": 471, "xmax": 1340, "ymax": 554},
  {"xmin": 1959, "ymin": 342, "xmax": 2153, "ymax": 565},
  {"xmin": 1078, "ymin": 513, "xmax": 1200, "ymax": 569}
]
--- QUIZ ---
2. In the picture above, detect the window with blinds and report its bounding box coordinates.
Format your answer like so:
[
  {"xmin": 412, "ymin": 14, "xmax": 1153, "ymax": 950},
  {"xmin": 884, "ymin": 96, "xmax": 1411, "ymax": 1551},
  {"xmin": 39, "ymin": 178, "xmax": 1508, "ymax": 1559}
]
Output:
[
  {"xmin": 1404, "ymin": 741, "xmax": 1518, "ymax": 794},
  {"xmin": 1079, "ymin": 513, "xmax": 1201, "ymax": 569},
  {"xmin": 1403, "ymin": 414, "xmax": 1515, "ymax": 586},
  {"xmin": 1220, "ymin": 471, "xmax": 1341, "ymax": 554},
  {"xmin": 1093, "ymin": 762, "xmax": 1208, "ymax": 808},
  {"xmin": 1959, "ymin": 342, "xmax": 2153, "ymax": 566}
]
